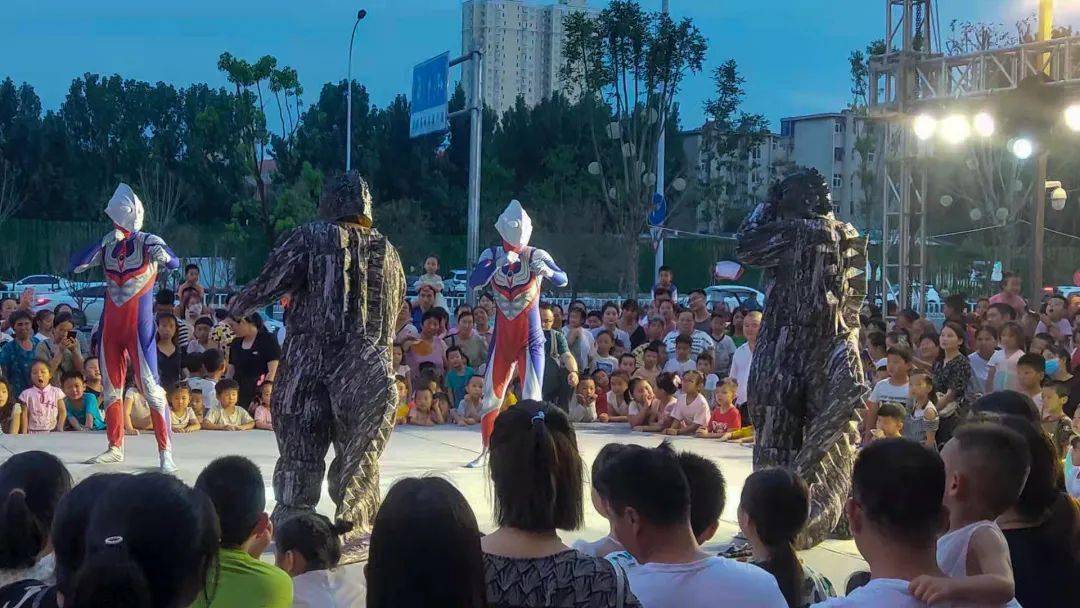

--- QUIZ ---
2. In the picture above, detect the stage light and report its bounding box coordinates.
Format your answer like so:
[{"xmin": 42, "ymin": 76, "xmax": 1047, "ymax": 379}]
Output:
[
  {"xmin": 940, "ymin": 114, "xmax": 970, "ymax": 144},
  {"xmin": 973, "ymin": 112, "xmax": 995, "ymax": 137},
  {"xmin": 1066, "ymin": 105, "xmax": 1080, "ymax": 131},
  {"xmin": 913, "ymin": 114, "xmax": 937, "ymax": 140},
  {"xmin": 1011, "ymin": 137, "xmax": 1034, "ymax": 160}
]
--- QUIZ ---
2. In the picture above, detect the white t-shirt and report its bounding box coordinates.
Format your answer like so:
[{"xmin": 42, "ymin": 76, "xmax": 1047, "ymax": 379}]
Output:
[
  {"xmin": 988, "ymin": 349, "xmax": 1023, "ymax": 392},
  {"xmin": 662, "ymin": 357, "xmax": 697, "ymax": 375},
  {"xmin": 935, "ymin": 520, "xmax": 1021, "ymax": 608},
  {"xmin": 967, "ymin": 351, "xmax": 994, "ymax": 390},
  {"xmin": 671, "ymin": 392, "xmax": 710, "ymax": 427},
  {"xmin": 625, "ymin": 555, "xmax": 787, "ymax": 608},
  {"xmin": 291, "ymin": 567, "xmax": 365, "ymax": 608},
  {"xmin": 812, "ymin": 577, "xmax": 950, "ymax": 607},
  {"xmin": 729, "ymin": 343, "xmax": 753, "ymax": 405},
  {"xmin": 186, "ymin": 376, "xmax": 220, "ymax": 411},
  {"xmin": 869, "ymin": 379, "xmax": 911, "ymax": 411}
]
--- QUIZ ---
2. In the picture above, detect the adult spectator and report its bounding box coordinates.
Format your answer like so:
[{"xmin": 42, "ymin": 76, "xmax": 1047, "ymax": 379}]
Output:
[
  {"xmin": 709, "ymin": 312, "xmax": 737, "ymax": 378},
  {"xmin": 0, "ymin": 310, "xmax": 41, "ymax": 396},
  {"xmin": 687, "ymin": 289, "xmax": 712, "ymax": 333},
  {"xmin": 551, "ymin": 303, "xmax": 565, "ymax": 330},
  {"xmin": 483, "ymin": 401, "xmax": 640, "ymax": 607},
  {"xmin": 984, "ymin": 302, "xmax": 1017, "ymax": 334},
  {"xmin": 192, "ymin": 456, "xmax": 292, "ymax": 608},
  {"xmin": 563, "ymin": 307, "xmax": 594, "ymax": 375},
  {"xmin": 395, "ymin": 299, "xmax": 420, "ymax": 345},
  {"xmin": 227, "ymin": 312, "xmax": 281, "ymax": 412},
  {"xmin": 893, "ymin": 308, "xmax": 919, "ymax": 334},
  {"xmin": 656, "ymin": 300, "xmax": 677, "ymax": 336},
  {"xmin": 989, "ymin": 271, "xmax": 1027, "ymax": 318},
  {"xmin": 33, "ymin": 309, "xmax": 54, "ymax": 343},
  {"xmin": 591, "ymin": 302, "xmax": 631, "ymax": 351},
  {"xmin": 539, "ymin": 303, "xmax": 578, "ymax": 410},
  {"xmin": 70, "ymin": 473, "xmax": 219, "ymax": 608},
  {"xmin": 663, "ymin": 310, "xmax": 715, "ymax": 360},
  {"xmin": 729, "ymin": 311, "xmax": 762, "ymax": 411},
  {"xmin": 618, "ymin": 300, "xmax": 648, "ymax": 349},
  {"xmin": 445, "ymin": 308, "xmax": 488, "ymax": 371},
  {"xmin": 34, "ymin": 311, "xmax": 83, "ymax": 384},
  {"xmin": 0, "ymin": 296, "xmax": 18, "ymax": 334},
  {"xmin": 942, "ymin": 293, "xmax": 976, "ymax": 349},
  {"xmin": 473, "ymin": 304, "xmax": 493, "ymax": 345},
  {"xmin": 599, "ymin": 444, "xmax": 786, "ymax": 607},
  {"xmin": 368, "ymin": 477, "xmax": 487, "ymax": 608},
  {"xmin": 403, "ymin": 309, "xmax": 448, "ymax": 386},
  {"xmin": 410, "ymin": 284, "xmax": 437, "ymax": 328},
  {"xmin": 811, "ymin": 439, "xmax": 948, "ymax": 607},
  {"xmin": 932, "ymin": 322, "xmax": 973, "ymax": 446},
  {"xmin": 1036, "ymin": 294, "xmax": 1071, "ymax": 345}
]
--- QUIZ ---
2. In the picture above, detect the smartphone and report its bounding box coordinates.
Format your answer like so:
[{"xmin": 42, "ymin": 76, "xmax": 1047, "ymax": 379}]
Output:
[{"xmin": 67, "ymin": 331, "xmax": 77, "ymax": 340}]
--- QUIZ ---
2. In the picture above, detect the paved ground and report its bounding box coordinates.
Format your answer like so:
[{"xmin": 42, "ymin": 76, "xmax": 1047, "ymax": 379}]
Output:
[{"xmin": 0, "ymin": 424, "xmax": 866, "ymax": 592}]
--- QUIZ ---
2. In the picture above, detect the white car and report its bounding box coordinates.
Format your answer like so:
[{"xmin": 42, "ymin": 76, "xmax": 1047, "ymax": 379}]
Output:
[
  {"xmin": 704, "ymin": 285, "xmax": 765, "ymax": 312},
  {"xmin": 34, "ymin": 285, "xmax": 106, "ymax": 327},
  {"xmin": 12, "ymin": 274, "xmax": 70, "ymax": 295}
]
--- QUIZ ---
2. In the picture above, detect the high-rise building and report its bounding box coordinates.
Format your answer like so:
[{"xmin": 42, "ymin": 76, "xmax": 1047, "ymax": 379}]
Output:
[{"xmin": 461, "ymin": 0, "xmax": 595, "ymax": 115}]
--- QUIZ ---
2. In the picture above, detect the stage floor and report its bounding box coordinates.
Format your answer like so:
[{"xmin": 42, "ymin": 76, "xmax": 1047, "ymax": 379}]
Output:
[{"xmin": 0, "ymin": 424, "xmax": 866, "ymax": 590}]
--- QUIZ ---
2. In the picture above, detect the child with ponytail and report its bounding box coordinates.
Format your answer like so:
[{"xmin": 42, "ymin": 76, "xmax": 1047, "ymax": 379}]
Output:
[
  {"xmin": 738, "ymin": 468, "xmax": 836, "ymax": 607},
  {"xmin": 274, "ymin": 513, "xmax": 362, "ymax": 607},
  {"xmin": 0, "ymin": 450, "xmax": 72, "ymax": 588}
]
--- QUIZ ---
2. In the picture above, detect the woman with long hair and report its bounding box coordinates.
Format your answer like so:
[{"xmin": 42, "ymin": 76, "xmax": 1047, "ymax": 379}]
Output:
[
  {"xmin": 0, "ymin": 451, "xmax": 72, "ymax": 587},
  {"xmin": 933, "ymin": 321, "xmax": 973, "ymax": 446},
  {"xmin": 227, "ymin": 311, "xmax": 281, "ymax": 411}
]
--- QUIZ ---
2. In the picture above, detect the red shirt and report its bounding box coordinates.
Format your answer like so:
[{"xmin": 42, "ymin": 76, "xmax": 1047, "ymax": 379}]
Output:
[
  {"xmin": 595, "ymin": 390, "xmax": 609, "ymax": 416},
  {"xmin": 708, "ymin": 405, "xmax": 741, "ymax": 434}
]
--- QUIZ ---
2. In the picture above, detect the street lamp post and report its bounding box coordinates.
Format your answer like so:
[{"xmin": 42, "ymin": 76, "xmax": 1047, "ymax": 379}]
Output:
[
  {"xmin": 1031, "ymin": 0, "xmax": 1052, "ymax": 304},
  {"xmin": 345, "ymin": 9, "xmax": 367, "ymax": 173}
]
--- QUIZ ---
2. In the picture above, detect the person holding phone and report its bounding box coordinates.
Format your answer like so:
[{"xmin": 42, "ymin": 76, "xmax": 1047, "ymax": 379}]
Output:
[{"xmin": 34, "ymin": 311, "xmax": 84, "ymax": 385}]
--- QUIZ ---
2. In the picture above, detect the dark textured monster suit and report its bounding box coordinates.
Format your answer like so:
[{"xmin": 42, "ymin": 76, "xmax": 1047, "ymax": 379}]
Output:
[
  {"xmin": 736, "ymin": 169, "xmax": 868, "ymax": 548},
  {"xmin": 230, "ymin": 173, "xmax": 405, "ymax": 562}
]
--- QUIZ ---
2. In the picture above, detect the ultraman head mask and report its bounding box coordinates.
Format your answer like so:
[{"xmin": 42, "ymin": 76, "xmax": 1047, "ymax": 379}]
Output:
[
  {"xmin": 105, "ymin": 183, "xmax": 145, "ymax": 233},
  {"xmin": 495, "ymin": 200, "xmax": 533, "ymax": 251}
]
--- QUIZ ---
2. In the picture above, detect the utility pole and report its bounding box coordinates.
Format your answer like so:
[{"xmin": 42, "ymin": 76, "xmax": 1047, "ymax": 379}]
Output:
[
  {"xmin": 345, "ymin": 9, "xmax": 367, "ymax": 172},
  {"xmin": 1030, "ymin": 0, "xmax": 1052, "ymax": 305},
  {"xmin": 448, "ymin": 50, "xmax": 483, "ymax": 305},
  {"xmin": 653, "ymin": 0, "xmax": 670, "ymax": 294}
]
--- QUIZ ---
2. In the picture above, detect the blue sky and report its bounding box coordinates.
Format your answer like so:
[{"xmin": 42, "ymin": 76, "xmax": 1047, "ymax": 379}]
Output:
[{"xmin": 0, "ymin": 1, "xmax": 1065, "ymax": 132}]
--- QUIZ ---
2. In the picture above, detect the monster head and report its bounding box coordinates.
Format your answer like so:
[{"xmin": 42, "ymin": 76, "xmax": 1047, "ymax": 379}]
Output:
[
  {"xmin": 495, "ymin": 200, "xmax": 533, "ymax": 252},
  {"xmin": 105, "ymin": 183, "xmax": 145, "ymax": 234},
  {"xmin": 769, "ymin": 169, "xmax": 833, "ymax": 219},
  {"xmin": 319, "ymin": 171, "xmax": 374, "ymax": 227}
]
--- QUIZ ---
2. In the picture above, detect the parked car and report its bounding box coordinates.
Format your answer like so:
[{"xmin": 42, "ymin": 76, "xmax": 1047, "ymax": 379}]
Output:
[
  {"xmin": 704, "ymin": 285, "xmax": 765, "ymax": 312},
  {"xmin": 34, "ymin": 284, "xmax": 106, "ymax": 326},
  {"xmin": 12, "ymin": 274, "xmax": 70, "ymax": 295}
]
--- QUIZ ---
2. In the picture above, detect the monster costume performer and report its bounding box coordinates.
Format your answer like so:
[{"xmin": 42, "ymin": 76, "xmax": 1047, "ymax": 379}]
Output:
[
  {"xmin": 229, "ymin": 172, "xmax": 404, "ymax": 562},
  {"xmin": 736, "ymin": 169, "xmax": 868, "ymax": 548},
  {"xmin": 466, "ymin": 200, "xmax": 567, "ymax": 467},
  {"xmin": 71, "ymin": 183, "xmax": 180, "ymax": 472}
]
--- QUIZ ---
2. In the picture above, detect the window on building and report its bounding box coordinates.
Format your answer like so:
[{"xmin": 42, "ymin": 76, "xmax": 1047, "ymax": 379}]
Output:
[
  {"xmin": 834, "ymin": 120, "xmax": 844, "ymax": 133},
  {"xmin": 780, "ymin": 120, "xmax": 792, "ymax": 137},
  {"xmin": 832, "ymin": 174, "xmax": 843, "ymax": 189},
  {"xmin": 866, "ymin": 151, "xmax": 876, "ymax": 164},
  {"xmin": 834, "ymin": 147, "xmax": 844, "ymax": 161}
]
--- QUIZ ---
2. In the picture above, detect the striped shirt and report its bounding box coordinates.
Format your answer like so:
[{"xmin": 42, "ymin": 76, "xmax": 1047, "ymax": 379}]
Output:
[{"xmin": 662, "ymin": 330, "xmax": 715, "ymax": 359}]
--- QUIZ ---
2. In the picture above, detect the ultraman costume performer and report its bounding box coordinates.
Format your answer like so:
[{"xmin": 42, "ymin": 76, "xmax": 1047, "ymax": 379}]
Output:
[
  {"xmin": 229, "ymin": 172, "xmax": 403, "ymax": 563},
  {"xmin": 71, "ymin": 183, "xmax": 180, "ymax": 471},
  {"xmin": 736, "ymin": 169, "xmax": 868, "ymax": 548},
  {"xmin": 468, "ymin": 200, "xmax": 567, "ymax": 466}
]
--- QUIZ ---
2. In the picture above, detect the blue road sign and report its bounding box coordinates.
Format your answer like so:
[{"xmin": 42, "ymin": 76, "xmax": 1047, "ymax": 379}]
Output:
[
  {"xmin": 648, "ymin": 192, "xmax": 667, "ymax": 226},
  {"xmin": 410, "ymin": 52, "xmax": 450, "ymax": 138}
]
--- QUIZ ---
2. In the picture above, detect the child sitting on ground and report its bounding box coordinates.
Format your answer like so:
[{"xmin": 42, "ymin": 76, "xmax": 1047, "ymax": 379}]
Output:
[
  {"xmin": 663, "ymin": 371, "xmax": 710, "ymax": 436},
  {"xmin": 274, "ymin": 513, "xmax": 363, "ymax": 607},
  {"xmin": 433, "ymin": 393, "xmax": 453, "ymax": 424},
  {"xmin": 82, "ymin": 356, "xmax": 104, "ymax": 400},
  {"xmin": 634, "ymin": 372, "xmax": 678, "ymax": 432},
  {"xmin": 695, "ymin": 352, "xmax": 720, "ymax": 402},
  {"xmin": 392, "ymin": 343, "xmax": 411, "ymax": 395},
  {"xmin": 869, "ymin": 402, "xmax": 905, "ymax": 442},
  {"xmin": 451, "ymin": 375, "xmax": 484, "ymax": 425},
  {"xmin": 19, "ymin": 360, "xmax": 65, "ymax": 433},
  {"xmin": 61, "ymin": 370, "xmax": 104, "ymax": 432},
  {"xmin": 407, "ymin": 387, "xmax": 443, "ymax": 426},
  {"xmin": 902, "ymin": 372, "xmax": 938, "ymax": 449},
  {"xmin": 253, "ymin": 381, "xmax": 273, "ymax": 430},
  {"xmin": 189, "ymin": 388, "xmax": 207, "ymax": 424},
  {"xmin": 168, "ymin": 381, "xmax": 200, "ymax": 433},
  {"xmin": 604, "ymin": 371, "xmax": 630, "ymax": 423},
  {"xmin": 626, "ymin": 377, "xmax": 658, "ymax": 428},
  {"xmin": 569, "ymin": 377, "xmax": 599, "ymax": 423},
  {"xmin": 124, "ymin": 384, "xmax": 155, "ymax": 434},
  {"xmin": 591, "ymin": 369, "xmax": 610, "ymax": 419},
  {"xmin": 1016, "ymin": 353, "xmax": 1046, "ymax": 411},
  {"xmin": 443, "ymin": 346, "xmax": 474, "ymax": 408},
  {"xmin": 572, "ymin": 443, "xmax": 629, "ymax": 558},
  {"xmin": 0, "ymin": 379, "xmax": 22, "ymax": 434},
  {"xmin": 697, "ymin": 378, "xmax": 742, "ymax": 440},
  {"xmin": 393, "ymin": 375, "xmax": 410, "ymax": 425},
  {"xmin": 202, "ymin": 379, "xmax": 255, "ymax": 431},
  {"xmin": 908, "ymin": 423, "xmax": 1029, "ymax": 607},
  {"xmin": 1039, "ymin": 380, "xmax": 1074, "ymax": 458}
]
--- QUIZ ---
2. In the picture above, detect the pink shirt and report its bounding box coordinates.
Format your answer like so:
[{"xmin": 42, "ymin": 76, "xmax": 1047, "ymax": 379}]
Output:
[
  {"xmin": 254, "ymin": 404, "xmax": 272, "ymax": 426},
  {"xmin": 989, "ymin": 292, "xmax": 1027, "ymax": 316},
  {"xmin": 671, "ymin": 392, "xmax": 710, "ymax": 427},
  {"xmin": 20, "ymin": 385, "xmax": 65, "ymax": 432}
]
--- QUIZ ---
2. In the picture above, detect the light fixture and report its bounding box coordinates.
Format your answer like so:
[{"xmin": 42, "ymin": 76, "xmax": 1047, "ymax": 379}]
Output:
[
  {"xmin": 587, "ymin": 161, "xmax": 601, "ymax": 175},
  {"xmin": 940, "ymin": 114, "xmax": 970, "ymax": 144},
  {"xmin": 973, "ymin": 112, "xmax": 995, "ymax": 137},
  {"xmin": 913, "ymin": 113, "xmax": 937, "ymax": 140},
  {"xmin": 1051, "ymin": 187, "xmax": 1067, "ymax": 210},
  {"xmin": 1010, "ymin": 137, "xmax": 1034, "ymax": 160},
  {"xmin": 939, "ymin": 195, "xmax": 954, "ymax": 207},
  {"xmin": 995, "ymin": 207, "xmax": 1009, "ymax": 222},
  {"xmin": 1066, "ymin": 104, "xmax": 1080, "ymax": 131},
  {"xmin": 969, "ymin": 208, "xmax": 983, "ymax": 221},
  {"xmin": 672, "ymin": 177, "xmax": 687, "ymax": 191}
]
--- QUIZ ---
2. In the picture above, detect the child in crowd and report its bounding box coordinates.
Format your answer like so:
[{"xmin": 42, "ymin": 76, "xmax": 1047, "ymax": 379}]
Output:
[
  {"xmin": 572, "ymin": 443, "xmax": 629, "ymax": 558},
  {"xmin": 695, "ymin": 352, "xmax": 720, "ymax": 402},
  {"xmin": 634, "ymin": 343, "xmax": 661, "ymax": 390},
  {"xmin": 987, "ymin": 322, "xmax": 1026, "ymax": 392},
  {"xmin": 863, "ymin": 346, "xmax": 912, "ymax": 442},
  {"xmin": 590, "ymin": 330, "xmax": 618, "ymax": 375},
  {"xmin": 202, "ymin": 378, "xmax": 255, "ymax": 431},
  {"xmin": 451, "ymin": 375, "xmax": 483, "ymax": 425},
  {"xmin": 635, "ymin": 372, "xmax": 678, "ymax": 432},
  {"xmin": 407, "ymin": 387, "xmax": 443, "ymax": 426},
  {"xmin": 392, "ymin": 344, "xmax": 411, "ymax": 396},
  {"xmin": 414, "ymin": 254, "xmax": 447, "ymax": 309},
  {"xmin": 1040, "ymin": 381, "xmax": 1074, "ymax": 458},
  {"xmin": 663, "ymin": 370, "xmax": 710, "ymax": 436},
  {"xmin": 187, "ymin": 348, "xmax": 225, "ymax": 412},
  {"xmin": 124, "ymin": 384, "xmax": 154, "ymax": 434},
  {"xmin": 604, "ymin": 371, "xmax": 630, "ymax": 423},
  {"xmin": 190, "ymin": 388, "xmax": 207, "ymax": 424},
  {"xmin": 61, "ymin": 370, "xmax": 104, "ymax": 431},
  {"xmin": 192, "ymin": 456, "xmax": 293, "ymax": 608},
  {"xmin": 592, "ymin": 369, "xmax": 610, "ymax": 418},
  {"xmin": 0, "ymin": 451, "xmax": 72, "ymax": 588},
  {"xmin": 82, "ymin": 356, "xmax": 103, "ymax": 400},
  {"xmin": 697, "ymin": 378, "xmax": 742, "ymax": 439},
  {"xmin": 569, "ymin": 377, "xmax": 599, "ymax": 423},
  {"xmin": 33, "ymin": 309, "xmax": 53, "ymax": 343},
  {"xmin": 617, "ymin": 353, "xmax": 638, "ymax": 378},
  {"xmin": 740, "ymin": 468, "xmax": 836, "ymax": 607},
  {"xmin": 908, "ymin": 424, "xmax": 1028, "ymax": 606},
  {"xmin": 585, "ymin": 310, "xmax": 603, "ymax": 330},
  {"xmin": 663, "ymin": 334, "xmax": 697, "ymax": 375},
  {"xmin": 433, "ymin": 393, "xmax": 453, "ymax": 423},
  {"xmin": 968, "ymin": 326, "xmax": 997, "ymax": 399},
  {"xmin": 274, "ymin": 513, "xmax": 362, "ymax": 607},
  {"xmin": 19, "ymin": 360, "xmax": 65, "ymax": 433},
  {"xmin": 869, "ymin": 403, "xmax": 905, "ymax": 441},
  {"xmin": 168, "ymin": 381, "xmax": 200, "ymax": 433},
  {"xmin": 627, "ymin": 377, "xmax": 658, "ymax": 428},
  {"xmin": 903, "ymin": 372, "xmax": 938, "ymax": 449},
  {"xmin": 444, "ymin": 346, "xmax": 474, "ymax": 407},
  {"xmin": 393, "ymin": 376, "xmax": 410, "ymax": 425},
  {"xmin": 1029, "ymin": 333, "xmax": 1054, "ymax": 356},
  {"xmin": 1015, "ymin": 353, "xmax": 1046, "ymax": 410},
  {"xmin": 0, "ymin": 378, "xmax": 21, "ymax": 434},
  {"xmin": 252, "ymin": 381, "xmax": 274, "ymax": 430},
  {"xmin": 1067, "ymin": 435, "xmax": 1080, "ymax": 499},
  {"xmin": 187, "ymin": 316, "xmax": 214, "ymax": 354}
]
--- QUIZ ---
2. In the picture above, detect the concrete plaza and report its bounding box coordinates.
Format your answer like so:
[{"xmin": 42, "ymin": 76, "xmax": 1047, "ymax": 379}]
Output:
[{"xmin": 0, "ymin": 423, "xmax": 866, "ymax": 591}]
